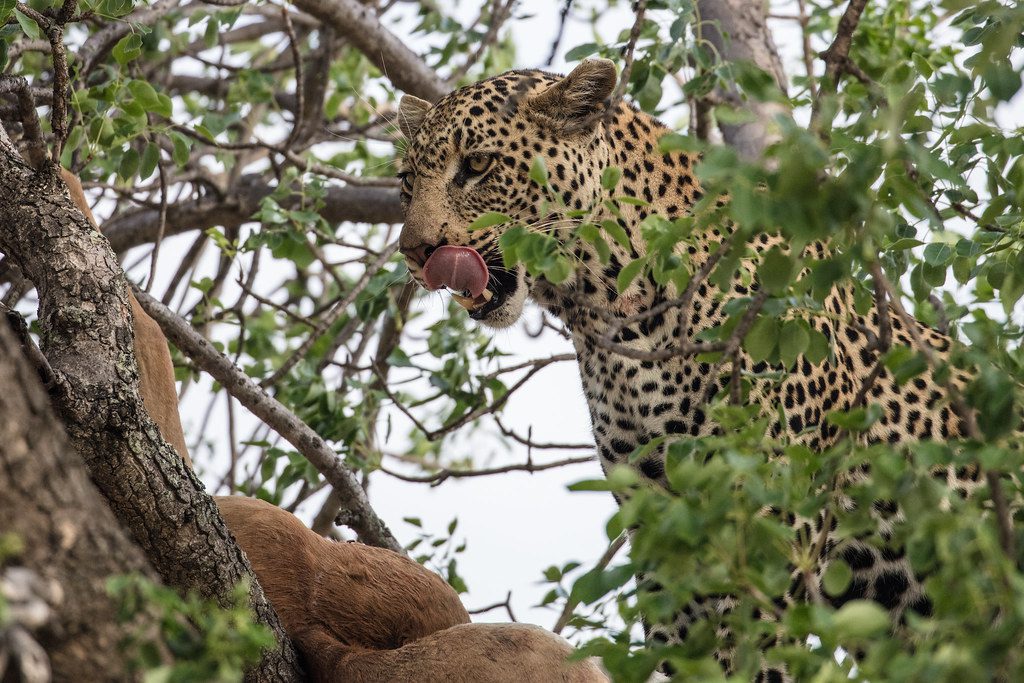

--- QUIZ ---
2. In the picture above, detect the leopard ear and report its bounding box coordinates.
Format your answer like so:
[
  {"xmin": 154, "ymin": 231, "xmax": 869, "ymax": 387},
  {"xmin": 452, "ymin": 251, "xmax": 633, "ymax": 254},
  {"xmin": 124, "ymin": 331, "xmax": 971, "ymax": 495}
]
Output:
[
  {"xmin": 528, "ymin": 59, "xmax": 618, "ymax": 131},
  {"xmin": 398, "ymin": 95, "xmax": 432, "ymax": 140}
]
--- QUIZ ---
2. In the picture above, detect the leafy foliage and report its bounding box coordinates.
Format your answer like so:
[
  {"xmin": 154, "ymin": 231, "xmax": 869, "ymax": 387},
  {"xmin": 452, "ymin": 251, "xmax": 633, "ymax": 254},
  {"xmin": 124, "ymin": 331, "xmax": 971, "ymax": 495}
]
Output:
[
  {"xmin": 539, "ymin": 1, "xmax": 1024, "ymax": 681},
  {"xmin": 108, "ymin": 575, "xmax": 274, "ymax": 682}
]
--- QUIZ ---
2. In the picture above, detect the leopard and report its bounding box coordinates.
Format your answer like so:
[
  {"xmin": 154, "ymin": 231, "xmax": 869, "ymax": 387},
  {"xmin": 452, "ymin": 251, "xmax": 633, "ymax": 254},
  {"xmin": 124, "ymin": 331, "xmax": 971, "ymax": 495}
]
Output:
[{"xmin": 396, "ymin": 58, "xmax": 986, "ymax": 679}]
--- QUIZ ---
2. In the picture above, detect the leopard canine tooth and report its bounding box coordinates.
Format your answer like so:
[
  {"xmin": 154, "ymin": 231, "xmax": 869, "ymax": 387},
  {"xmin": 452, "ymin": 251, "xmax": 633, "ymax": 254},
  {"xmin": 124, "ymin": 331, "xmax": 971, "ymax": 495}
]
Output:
[
  {"xmin": 452, "ymin": 288, "xmax": 493, "ymax": 311},
  {"xmin": 452, "ymin": 293, "xmax": 477, "ymax": 310}
]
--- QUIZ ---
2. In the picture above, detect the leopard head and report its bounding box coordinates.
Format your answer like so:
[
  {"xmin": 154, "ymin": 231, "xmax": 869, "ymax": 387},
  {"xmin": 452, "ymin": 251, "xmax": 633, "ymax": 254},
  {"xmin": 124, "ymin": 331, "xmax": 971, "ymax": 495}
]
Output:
[{"xmin": 397, "ymin": 59, "xmax": 617, "ymax": 328}]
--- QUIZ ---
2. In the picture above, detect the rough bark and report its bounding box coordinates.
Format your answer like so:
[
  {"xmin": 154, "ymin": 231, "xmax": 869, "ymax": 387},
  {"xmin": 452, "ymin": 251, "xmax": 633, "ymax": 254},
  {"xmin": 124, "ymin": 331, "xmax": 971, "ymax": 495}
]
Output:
[
  {"xmin": 102, "ymin": 175, "xmax": 402, "ymax": 253},
  {"xmin": 696, "ymin": 0, "xmax": 790, "ymax": 159},
  {"xmin": 0, "ymin": 320, "xmax": 155, "ymax": 681},
  {"xmin": 0, "ymin": 152, "xmax": 303, "ymax": 682}
]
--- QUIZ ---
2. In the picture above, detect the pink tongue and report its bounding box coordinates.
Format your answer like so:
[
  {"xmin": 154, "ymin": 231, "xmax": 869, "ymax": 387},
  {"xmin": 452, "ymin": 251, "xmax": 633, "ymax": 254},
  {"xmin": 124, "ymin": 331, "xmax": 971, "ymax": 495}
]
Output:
[{"xmin": 422, "ymin": 246, "xmax": 489, "ymax": 298}]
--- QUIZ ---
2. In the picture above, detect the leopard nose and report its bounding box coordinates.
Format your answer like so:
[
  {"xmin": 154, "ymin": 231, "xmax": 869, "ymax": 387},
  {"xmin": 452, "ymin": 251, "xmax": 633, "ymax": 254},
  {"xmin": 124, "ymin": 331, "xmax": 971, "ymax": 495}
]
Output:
[{"xmin": 401, "ymin": 243, "xmax": 435, "ymax": 268}]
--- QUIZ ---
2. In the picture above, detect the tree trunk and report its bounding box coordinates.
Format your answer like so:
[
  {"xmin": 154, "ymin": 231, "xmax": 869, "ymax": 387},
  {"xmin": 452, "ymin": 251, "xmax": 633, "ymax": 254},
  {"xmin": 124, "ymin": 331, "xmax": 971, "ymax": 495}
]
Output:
[
  {"xmin": 0, "ymin": 319, "xmax": 153, "ymax": 680},
  {"xmin": 696, "ymin": 0, "xmax": 789, "ymax": 159},
  {"xmin": 0, "ymin": 151, "xmax": 303, "ymax": 681}
]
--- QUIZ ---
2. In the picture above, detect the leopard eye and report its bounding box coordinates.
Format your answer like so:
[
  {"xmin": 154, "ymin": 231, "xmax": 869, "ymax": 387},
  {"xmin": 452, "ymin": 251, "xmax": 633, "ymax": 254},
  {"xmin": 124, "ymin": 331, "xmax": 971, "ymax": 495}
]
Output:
[
  {"xmin": 463, "ymin": 154, "xmax": 494, "ymax": 176},
  {"xmin": 398, "ymin": 172, "xmax": 414, "ymax": 195}
]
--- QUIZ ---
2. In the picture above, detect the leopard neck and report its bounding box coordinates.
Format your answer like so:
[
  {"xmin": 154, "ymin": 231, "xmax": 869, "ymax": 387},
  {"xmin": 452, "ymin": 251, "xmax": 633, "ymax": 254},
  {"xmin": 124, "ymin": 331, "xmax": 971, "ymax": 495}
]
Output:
[{"xmin": 531, "ymin": 104, "xmax": 714, "ymax": 347}]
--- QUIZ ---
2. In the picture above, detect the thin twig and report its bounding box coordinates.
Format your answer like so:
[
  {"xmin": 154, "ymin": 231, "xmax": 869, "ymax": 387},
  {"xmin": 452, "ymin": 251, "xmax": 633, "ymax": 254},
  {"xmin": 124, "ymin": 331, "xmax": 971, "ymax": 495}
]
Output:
[
  {"xmin": 494, "ymin": 416, "xmax": 593, "ymax": 450},
  {"xmin": 795, "ymin": 0, "xmax": 818, "ymax": 99},
  {"xmin": 871, "ymin": 266, "xmax": 1016, "ymax": 561},
  {"xmin": 261, "ymin": 243, "xmax": 399, "ymax": 387},
  {"xmin": 468, "ymin": 591, "xmax": 517, "ymax": 622},
  {"xmin": 449, "ymin": 0, "xmax": 516, "ymax": 82},
  {"xmin": 545, "ymin": 0, "xmax": 574, "ymax": 66},
  {"xmin": 605, "ymin": 0, "xmax": 647, "ymax": 128},
  {"xmin": 552, "ymin": 532, "xmax": 628, "ymax": 634},
  {"xmin": 281, "ymin": 6, "xmax": 305, "ymax": 149},
  {"xmin": 378, "ymin": 453, "xmax": 594, "ymax": 487},
  {"xmin": 145, "ymin": 158, "xmax": 168, "ymax": 293}
]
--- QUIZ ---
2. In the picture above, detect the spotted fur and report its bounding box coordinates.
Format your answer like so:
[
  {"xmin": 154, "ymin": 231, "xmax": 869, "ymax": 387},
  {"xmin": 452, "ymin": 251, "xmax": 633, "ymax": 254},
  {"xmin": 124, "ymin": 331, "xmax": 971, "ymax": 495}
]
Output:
[{"xmin": 398, "ymin": 60, "xmax": 980, "ymax": 675}]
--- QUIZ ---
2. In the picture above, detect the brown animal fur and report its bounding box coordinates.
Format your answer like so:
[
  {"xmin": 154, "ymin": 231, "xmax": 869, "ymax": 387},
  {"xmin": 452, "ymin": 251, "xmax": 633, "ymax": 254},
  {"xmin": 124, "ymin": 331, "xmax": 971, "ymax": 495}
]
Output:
[
  {"xmin": 305, "ymin": 622, "xmax": 607, "ymax": 683},
  {"xmin": 60, "ymin": 170, "xmax": 608, "ymax": 682},
  {"xmin": 215, "ymin": 494, "xmax": 471, "ymax": 651},
  {"xmin": 217, "ymin": 496, "xmax": 608, "ymax": 683}
]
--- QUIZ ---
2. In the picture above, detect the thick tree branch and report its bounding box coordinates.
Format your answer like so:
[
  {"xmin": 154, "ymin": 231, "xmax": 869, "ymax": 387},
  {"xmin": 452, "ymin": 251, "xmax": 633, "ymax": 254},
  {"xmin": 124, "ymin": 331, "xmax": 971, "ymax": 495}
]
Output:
[
  {"xmin": 101, "ymin": 175, "xmax": 403, "ymax": 252},
  {"xmin": 695, "ymin": 0, "xmax": 789, "ymax": 159},
  {"xmin": 0, "ymin": 320, "xmax": 156, "ymax": 681},
  {"xmin": 289, "ymin": 0, "xmax": 448, "ymax": 102},
  {"xmin": 0, "ymin": 155, "xmax": 303, "ymax": 682}
]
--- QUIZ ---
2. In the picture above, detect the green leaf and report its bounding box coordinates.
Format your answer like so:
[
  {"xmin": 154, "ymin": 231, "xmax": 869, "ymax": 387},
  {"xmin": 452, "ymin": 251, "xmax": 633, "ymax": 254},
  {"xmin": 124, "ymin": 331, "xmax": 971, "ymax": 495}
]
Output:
[
  {"xmin": 169, "ymin": 131, "xmax": 192, "ymax": 167},
  {"xmin": 912, "ymin": 53, "xmax": 934, "ymax": 78},
  {"xmin": 923, "ymin": 243, "xmax": 953, "ymax": 266},
  {"xmin": 198, "ymin": 14, "xmax": 219, "ymax": 45},
  {"xmin": 658, "ymin": 132, "xmax": 702, "ymax": 153},
  {"xmin": 616, "ymin": 258, "xmax": 645, "ymax": 293},
  {"xmin": 825, "ymin": 403, "xmax": 883, "ymax": 432},
  {"xmin": 0, "ymin": 0, "xmax": 17, "ymax": 24},
  {"xmin": 565, "ymin": 42, "xmax": 599, "ymax": 61},
  {"xmin": 468, "ymin": 212, "xmax": 512, "ymax": 231},
  {"xmin": 779, "ymin": 319, "xmax": 809, "ymax": 369},
  {"xmin": 568, "ymin": 479, "xmax": 616, "ymax": 492},
  {"xmin": 832, "ymin": 600, "xmax": 889, "ymax": 640},
  {"xmin": 127, "ymin": 80, "xmax": 171, "ymax": 118},
  {"xmin": 529, "ymin": 156, "xmax": 549, "ymax": 186},
  {"xmin": 759, "ymin": 248, "xmax": 797, "ymax": 294},
  {"xmin": 601, "ymin": 166, "xmax": 622, "ymax": 191},
  {"xmin": 112, "ymin": 33, "xmax": 143, "ymax": 65},
  {"xmin": 118, "ymin": 148, "xmax": 140, "ymax": 181},
  {"xmin": 822, "ymin": 559, "xmax": 852, "ymax": 596},
  {"xmin": 569, "ymin": 564, "xmax": 635, "ymax": 605},
  {"xmin": 982, "ymin": 61, "xmax": 1022, "ymax": 101},
  {"xmin": 805, "ymin": 328, "xmax": 830, "ymax": 365},
  {"xmin": 139, "ymin": 143, "xmax": 160, "ymax": 181},
  {"xmin": 743, "ymin": 316, "xmax": 778, "ymax": 364},
  {"xmin": 601, "ymin": 219, "xmax": 631, "ymax": 249},
  {"xmin": 15, "ymin": 10, "xmax": 41, "ymax": 40},
  {"xmin": 884, "ymin": 346, "xmax": 928, "ymax": 385},
  {"xmin": 544, "ymin": 256, "xmax": 572, "ymax": 284}
]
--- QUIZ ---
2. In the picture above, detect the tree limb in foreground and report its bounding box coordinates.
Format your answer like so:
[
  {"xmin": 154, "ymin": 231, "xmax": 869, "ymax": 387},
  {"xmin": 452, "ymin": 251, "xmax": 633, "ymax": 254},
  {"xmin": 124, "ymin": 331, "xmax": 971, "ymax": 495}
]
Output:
[
  {"xmin": 0, "ymin": 319, "xmax": 156, "ymax": 681},
  {"xmin": 0, "ymin": 151, "xmax": 302, "ymax": 681}
]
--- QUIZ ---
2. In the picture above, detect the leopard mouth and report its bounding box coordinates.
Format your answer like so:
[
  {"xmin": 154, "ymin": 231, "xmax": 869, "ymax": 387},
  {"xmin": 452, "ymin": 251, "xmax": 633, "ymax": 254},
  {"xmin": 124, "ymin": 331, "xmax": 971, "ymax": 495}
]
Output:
[
  {"xmin": 467, "ymin": 260, "xmax": 515, "ymax": 320},
  {"xmin": 421, "ymin": 245, "xmax": 515, "ymax": 320}
]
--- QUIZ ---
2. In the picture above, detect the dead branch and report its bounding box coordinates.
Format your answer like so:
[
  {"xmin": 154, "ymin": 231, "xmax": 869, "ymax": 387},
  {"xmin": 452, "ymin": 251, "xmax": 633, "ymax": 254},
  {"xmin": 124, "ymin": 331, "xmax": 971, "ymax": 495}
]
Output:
[
  {"xmin": 290, "ymin": 0, "xmax": 448, "ymax": 102},
  {"xmin": 378, "ymin": 453, "xmax": 595, "ymax": 487}
]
